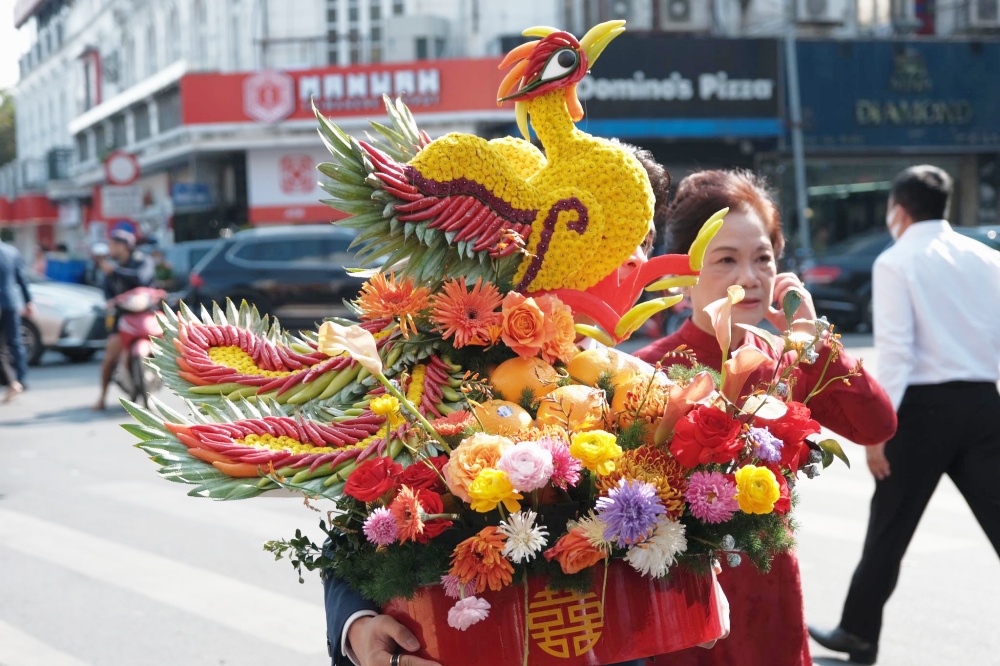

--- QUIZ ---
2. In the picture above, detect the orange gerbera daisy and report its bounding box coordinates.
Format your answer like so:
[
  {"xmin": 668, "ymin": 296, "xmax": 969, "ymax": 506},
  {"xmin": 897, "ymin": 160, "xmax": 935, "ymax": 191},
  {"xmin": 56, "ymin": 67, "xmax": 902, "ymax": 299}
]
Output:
[
  {"xmin": 597, "ymin": 446, "xmax": 688, "ymax": 519},
  {"xmin": 428, "ymin": 410, "xmax": 477, "ymax": 437},
  {"xmin": 356, "ymin": 273, "xmax": 432, "ymax": 338},
  {"xmin": 390, "ymin": 485, "xmax": 426, "ymax": 543},
  {"xmin": 429, "ymin": 278, "xmax": 503, "ymax": 348},
  {"xmin": 449, "ymin": 526, "xmax": 514, "ymax": 593}
]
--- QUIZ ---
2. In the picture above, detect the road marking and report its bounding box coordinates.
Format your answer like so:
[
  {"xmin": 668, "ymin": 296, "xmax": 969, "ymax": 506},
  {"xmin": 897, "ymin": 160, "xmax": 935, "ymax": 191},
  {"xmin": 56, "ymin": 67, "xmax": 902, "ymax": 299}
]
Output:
[
  {"xmin": 0, "ymin": 508, "xmax": 326, "ymax": 656},
  {"xmin": 0, "ymin": 619, "xmax": 92, "ymax": 666},
  {"xmin": 84, "ymin": 481, "xmax": 325, "ymax": 543}
]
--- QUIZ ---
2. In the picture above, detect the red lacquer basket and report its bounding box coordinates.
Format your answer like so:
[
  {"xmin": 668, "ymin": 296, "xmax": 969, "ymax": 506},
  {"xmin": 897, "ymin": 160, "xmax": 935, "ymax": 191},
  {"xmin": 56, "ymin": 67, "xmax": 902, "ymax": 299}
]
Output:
[{"xmin": 383, "ymin": 561, "xmax": 725, "ymax": 665}]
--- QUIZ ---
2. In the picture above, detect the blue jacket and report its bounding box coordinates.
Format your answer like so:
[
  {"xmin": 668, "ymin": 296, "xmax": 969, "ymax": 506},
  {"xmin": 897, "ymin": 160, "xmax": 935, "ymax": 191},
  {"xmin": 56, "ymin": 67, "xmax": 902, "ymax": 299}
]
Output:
[
  {"xmin": 323, "ymin": 572, "xmax": 377, "ymax": 666},
  {"xmin": 0, "ymin": 242, "xmax": 31, "ymax": 312}
]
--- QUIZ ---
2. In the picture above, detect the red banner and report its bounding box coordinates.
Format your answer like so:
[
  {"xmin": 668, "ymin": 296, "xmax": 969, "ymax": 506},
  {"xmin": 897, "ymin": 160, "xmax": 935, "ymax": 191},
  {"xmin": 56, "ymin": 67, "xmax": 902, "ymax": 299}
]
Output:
[
  {"xmin": 181, "ymin": 58, "xmax": 508, "ymax": 126},
  {"xmin": 0, "ymin": 194, "xmax": 59, "ymax": 225}
]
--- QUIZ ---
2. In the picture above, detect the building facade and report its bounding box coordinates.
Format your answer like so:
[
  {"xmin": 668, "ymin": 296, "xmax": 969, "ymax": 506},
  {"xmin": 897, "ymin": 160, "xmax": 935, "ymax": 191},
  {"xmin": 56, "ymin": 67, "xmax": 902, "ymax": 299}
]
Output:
[{"xmin": 2, "ymin": 0, "xmax": 999, "ymax": 264}]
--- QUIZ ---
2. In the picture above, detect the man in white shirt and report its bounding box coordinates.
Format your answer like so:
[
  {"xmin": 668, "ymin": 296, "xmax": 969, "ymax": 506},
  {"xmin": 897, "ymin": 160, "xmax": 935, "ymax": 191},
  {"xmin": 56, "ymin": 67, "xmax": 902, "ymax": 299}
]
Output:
[{"xmin": 809, "ymin": 165, "xmax": 1000, "ymax": 664}]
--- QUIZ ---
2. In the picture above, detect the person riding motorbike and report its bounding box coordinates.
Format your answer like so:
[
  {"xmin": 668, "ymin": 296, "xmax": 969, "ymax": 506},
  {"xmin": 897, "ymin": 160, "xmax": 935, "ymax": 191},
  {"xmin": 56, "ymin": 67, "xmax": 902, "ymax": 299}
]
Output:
[{"xmin": 93, "ymin": 229, "xmax": 156, "ymax": 410}]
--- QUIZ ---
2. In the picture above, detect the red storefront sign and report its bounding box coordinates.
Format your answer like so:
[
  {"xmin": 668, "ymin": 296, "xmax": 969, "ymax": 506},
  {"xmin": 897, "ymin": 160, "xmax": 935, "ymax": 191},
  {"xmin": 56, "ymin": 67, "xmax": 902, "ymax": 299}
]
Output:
[
  {"xmin": 181, "ymin": 57, "xmax": 506, "ymax": 125},
  {"xmin": 0, "ymin": 194, "xmax": 59, "ymax": 225}
]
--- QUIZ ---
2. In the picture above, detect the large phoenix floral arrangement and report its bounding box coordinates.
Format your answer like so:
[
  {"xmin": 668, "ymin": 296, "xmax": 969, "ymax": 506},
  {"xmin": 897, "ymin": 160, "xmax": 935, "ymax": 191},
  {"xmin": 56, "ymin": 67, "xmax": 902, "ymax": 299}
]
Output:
[{"xmin": 124, "ymin": 20, "xmax": 854, "ymax": 657}]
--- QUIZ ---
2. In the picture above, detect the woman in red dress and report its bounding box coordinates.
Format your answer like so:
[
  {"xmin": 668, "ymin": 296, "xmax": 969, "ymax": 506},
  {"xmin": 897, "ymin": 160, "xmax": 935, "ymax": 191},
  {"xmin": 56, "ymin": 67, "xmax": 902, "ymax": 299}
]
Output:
[{"xmin": 637, "ymin": 170, "xmax": 897, "ymax": 666}]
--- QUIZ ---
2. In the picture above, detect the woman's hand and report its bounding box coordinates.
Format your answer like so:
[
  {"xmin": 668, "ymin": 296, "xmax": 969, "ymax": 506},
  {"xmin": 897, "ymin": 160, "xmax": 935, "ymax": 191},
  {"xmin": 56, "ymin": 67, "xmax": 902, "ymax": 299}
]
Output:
[
  {"xmin": 765, "ymin": 272, "xmax": 818, "ymax": 331},
  {"xmin": 866, "ymin": 443, "xmax": 891, "ymax": 480},
  {"xmin": 347, "ymin": 614, "xmax": 441, "ymax": 666}
]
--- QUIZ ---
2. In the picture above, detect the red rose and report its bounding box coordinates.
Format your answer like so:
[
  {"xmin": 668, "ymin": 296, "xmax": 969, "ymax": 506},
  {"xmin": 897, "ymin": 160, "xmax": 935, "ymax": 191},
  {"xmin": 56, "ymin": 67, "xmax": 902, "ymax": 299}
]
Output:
[
  {"xmin": 766, "ymin": 464, "xmax": 792, "ymax": 515},
  {"xmin": 762, "ymin": 402, "xmax": 821, "ymax": 471},
  {"xmin": 344, "ymin": 457, "xmax": 403, "ymax": 502},
  {"xmin": 669, "ymin": 405, "xmax": 743, "ymax": 468},
  {"xmin": 415, "ymin": 489, "xmax": 452, "ymax": 543},
  {"xmin": 398, "ymin": 455, "xmax": 449, "ymax": 493}
]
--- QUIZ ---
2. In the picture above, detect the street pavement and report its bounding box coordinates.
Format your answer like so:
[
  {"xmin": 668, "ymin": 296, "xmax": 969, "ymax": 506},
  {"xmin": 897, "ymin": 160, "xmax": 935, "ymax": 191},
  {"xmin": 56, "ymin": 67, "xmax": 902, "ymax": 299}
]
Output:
[{"xmin": 1, "ymin": 337, "xmax": 998, "ymax": 666}]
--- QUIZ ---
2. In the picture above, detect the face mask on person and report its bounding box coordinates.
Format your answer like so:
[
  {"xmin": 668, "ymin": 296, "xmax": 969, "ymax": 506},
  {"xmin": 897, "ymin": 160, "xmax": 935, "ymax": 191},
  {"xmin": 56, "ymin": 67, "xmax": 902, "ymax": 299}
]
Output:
[{"xmin": 886, "ymin": 204, "xmax": 903, "ymax": 240}]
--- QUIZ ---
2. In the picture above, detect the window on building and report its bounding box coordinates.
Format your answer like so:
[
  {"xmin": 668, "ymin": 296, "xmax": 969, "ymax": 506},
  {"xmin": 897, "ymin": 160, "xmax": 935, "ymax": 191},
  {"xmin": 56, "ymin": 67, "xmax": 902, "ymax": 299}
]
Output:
[
  {"xmin": 94, "ymin": 124, "xmax": 107, "ymax": 154},
  {"xmin": 166, "ymin": 6, "xmax": 181, "ymax": 62},
  {"xmin": 121, "ymin": 36, "xmax": 134, "ymax": 87},
  {"xmin": 191, "ymin": 0, "xmax": 208, "ymax": 65},
  {"xmin": 415, "ymin": 36, "xmax": 428, "ymax": 60},
  {"xmin": 231, "ymin": 10, "xmax": 241, "ymax": 68},
  {"xmin": 349, "ymin": 28, "xmax": 360, "ymax": 64},
  {"xmin": 134, "ymin": 104, "xmax": 151, "ymax": 142},
  {"xmin": 371, "ymin": 0, "xmax": 381, "ymax": 20},
  {"xmin": 111, "ymin": 114, "xmax": 126, "ymax": 148},
  {"xmin": 145, "ymin": 23, "xmax": 158, "ymax": 77},
  {"xmin": 156, "ymin": 88, "xmax": 182, "ymax": 132},
  {"xmin": 327, "ymin": 0, "xmax": 339, "ymax": 65},
  {"xmin": 348, "ymin": 0, "xmax": 359, "ymax": 22},
  {"xmin": 392, "ymin": 0, "xmax": 404, "ymax": 15},
  {"xmin": 370, "ymin": 25, "xmax": 381, "ymax": 62},
  {"xmin": 76, "ymin": 132, "xmax": 89, "ymax": 162}
]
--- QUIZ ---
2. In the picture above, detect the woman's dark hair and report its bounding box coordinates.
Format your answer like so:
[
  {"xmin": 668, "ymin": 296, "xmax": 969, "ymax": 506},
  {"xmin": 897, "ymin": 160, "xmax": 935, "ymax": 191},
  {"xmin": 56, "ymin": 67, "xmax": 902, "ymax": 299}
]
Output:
[
  {"xmin": 607, "ymin": 139, "xmax": 672, "ymax": 243},
  {"xmin": 890, "ymin": 165, "xmax": 952, "ymax": 222},
  {"xmin": 663, "ymin": 169, "xmax": 784, "ymax": 258}
]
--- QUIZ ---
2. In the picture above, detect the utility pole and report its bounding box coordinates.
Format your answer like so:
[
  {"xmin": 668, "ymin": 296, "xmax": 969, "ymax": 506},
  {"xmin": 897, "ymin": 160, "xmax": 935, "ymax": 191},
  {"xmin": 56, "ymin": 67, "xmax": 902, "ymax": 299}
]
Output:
[{"xmin": 783, "ymin": 0, "xmax": 812, "ymax": 261}]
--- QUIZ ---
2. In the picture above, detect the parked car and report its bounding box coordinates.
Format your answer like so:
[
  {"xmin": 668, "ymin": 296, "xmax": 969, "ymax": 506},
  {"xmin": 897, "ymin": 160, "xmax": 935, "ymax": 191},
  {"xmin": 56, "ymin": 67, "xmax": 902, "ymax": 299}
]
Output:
[
  {"xmin": 802, "ymin": 225, "xmax": 1000, "ymax": 332},
  {"xmin": 183, "ymin": 225, "xmax": 365, "ymax": 330},
  {"xmin": 160, "ymin": 239, "xmax": 225, "ymax": 291},
  {"xmin": 21, "ymin": 274, "xmax": 107, "ymax": 365}
]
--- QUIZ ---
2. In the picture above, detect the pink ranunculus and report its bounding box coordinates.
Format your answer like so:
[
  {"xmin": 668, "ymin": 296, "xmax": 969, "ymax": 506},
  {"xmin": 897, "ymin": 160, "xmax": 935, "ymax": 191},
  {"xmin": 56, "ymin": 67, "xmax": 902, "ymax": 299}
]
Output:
[
  {"xmin": 447, "ymin": 596, "xmax": 491, "ymax": 630},
  {"xmin": 497, "ymin": 440, "xmax": 554, "ymax": 492}
]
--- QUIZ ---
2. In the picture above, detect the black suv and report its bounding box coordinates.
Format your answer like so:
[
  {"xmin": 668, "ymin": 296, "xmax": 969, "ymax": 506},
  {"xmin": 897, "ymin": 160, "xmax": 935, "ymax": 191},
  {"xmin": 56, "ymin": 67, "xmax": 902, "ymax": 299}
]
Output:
[
  {"xmin": 185, "ymin": 225, "xmax": 364, "ymax": 329},
  {"xmin": 803, "ymin": 225, "xmax": 1000, "ymax": 332}
]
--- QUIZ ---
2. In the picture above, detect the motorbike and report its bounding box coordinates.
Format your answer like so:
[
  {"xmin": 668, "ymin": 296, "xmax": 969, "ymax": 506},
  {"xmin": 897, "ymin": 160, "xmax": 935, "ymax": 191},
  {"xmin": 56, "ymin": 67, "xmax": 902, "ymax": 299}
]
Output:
[{"xmin": 107, "ymin": 286, "xmax": 167, "ymax": 408}]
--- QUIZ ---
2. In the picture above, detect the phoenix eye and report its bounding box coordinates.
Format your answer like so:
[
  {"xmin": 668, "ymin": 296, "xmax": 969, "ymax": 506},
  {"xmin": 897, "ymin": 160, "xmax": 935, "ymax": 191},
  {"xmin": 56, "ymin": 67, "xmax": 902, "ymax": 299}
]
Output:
[{"xmin": 540, "ymin": 48, "xmax": 579, "ymax": 81}]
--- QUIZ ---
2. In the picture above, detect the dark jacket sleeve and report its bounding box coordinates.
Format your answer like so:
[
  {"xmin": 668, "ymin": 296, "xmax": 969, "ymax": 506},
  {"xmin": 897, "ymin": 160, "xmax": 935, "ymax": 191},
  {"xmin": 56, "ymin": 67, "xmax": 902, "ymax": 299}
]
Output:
[
  {"xmin": 792, "ymin": 339, "xmax": 898, "ymax": 445},
  {"xmin": 107, "ymin": 252, "xmax": 156, "ymax": 297},
  {"xmin": 14, "ymin": 250, "xmax": 31, "ymax": 305},
  {"xmin": 323, "ymin": 571, "xmax": 379, "ymax": 666}
]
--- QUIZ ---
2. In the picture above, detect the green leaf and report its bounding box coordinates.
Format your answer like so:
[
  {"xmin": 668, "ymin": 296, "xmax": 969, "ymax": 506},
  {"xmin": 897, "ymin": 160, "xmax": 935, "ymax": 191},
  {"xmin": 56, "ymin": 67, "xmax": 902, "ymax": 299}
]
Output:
[
  {"xmin": 120, "ymin": 422, "xmax": 170, "ymax": 442},
  {"xmin": 782, "ymin": 289, "xmax": 804, "ymax": 326},
  {"xmin": 735, "ymin": 323, "xmax": 785, "ymax": 357},
  {"xmin": 817, "ymin": 438, "xmax": 850, "ymax": 468},
  {"xmin": 121, "ymin": 400, "xmax": 170, "ymax": 431}
]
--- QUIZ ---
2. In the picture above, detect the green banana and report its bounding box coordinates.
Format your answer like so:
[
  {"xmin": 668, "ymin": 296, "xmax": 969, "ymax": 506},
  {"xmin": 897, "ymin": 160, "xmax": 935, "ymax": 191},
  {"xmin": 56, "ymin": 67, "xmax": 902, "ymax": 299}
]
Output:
[
  {"xmin": 275, "ymin": 381, "xmax": 312, "ymax": 405},
  {"xmin": 440, "ymin": 386, "xmax": 463, "ymax": 403},
  {"xmin": 614, "ymin": 294, "xmax": 685, "ymax": 339},
  {"xmin": 286, "ymin": 371, "xmax": 338, "ymax": 405},
  {"xmin": 189, "ymin": 382, "xmax": 247, "ymax": 395},
  {"xmin": 383, "ymin": 344, "xmax": 404, "ymax": 369},
  {"xmin": 316, "ymin": 365, "xmax": 362, "ymax": 400}
]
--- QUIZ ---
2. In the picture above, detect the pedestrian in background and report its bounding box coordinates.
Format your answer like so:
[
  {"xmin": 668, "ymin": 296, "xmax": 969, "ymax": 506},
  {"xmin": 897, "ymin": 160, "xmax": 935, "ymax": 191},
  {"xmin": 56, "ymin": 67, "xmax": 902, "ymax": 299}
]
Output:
[
  {"xmin": 809, "ymin": 165, "xmax": 1000, "ymax": 664},
  {"xmin": 0, "ymin": 238, "xmax": 35, "ymax": 402}
]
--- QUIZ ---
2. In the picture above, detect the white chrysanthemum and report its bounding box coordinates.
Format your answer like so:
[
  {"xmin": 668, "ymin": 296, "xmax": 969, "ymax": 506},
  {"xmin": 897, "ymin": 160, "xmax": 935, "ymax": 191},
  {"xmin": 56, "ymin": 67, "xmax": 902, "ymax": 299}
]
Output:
[
  {"xmin": 624, "ymin": 517, "xmax": 687, "ymax": 578},
  {"xmin": 498, "ymin": 510, "xmax": 549, "ymax": 563},
  {"xmin": 575, "ymin": 512, "xmax": 613, "ymax": 553}
]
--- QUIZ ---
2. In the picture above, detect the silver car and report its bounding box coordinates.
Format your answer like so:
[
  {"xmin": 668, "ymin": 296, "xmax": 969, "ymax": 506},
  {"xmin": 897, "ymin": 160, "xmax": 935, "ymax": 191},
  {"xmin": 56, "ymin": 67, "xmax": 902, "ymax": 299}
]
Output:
[{"xmin": 20, "ymin": 275, "xmax": 107, "ymax": 365}]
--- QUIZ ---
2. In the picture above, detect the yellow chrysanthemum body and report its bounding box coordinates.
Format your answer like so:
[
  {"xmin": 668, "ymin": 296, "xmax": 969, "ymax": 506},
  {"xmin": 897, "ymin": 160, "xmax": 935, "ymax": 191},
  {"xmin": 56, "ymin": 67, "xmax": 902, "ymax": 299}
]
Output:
[
  {"xmin": 511, "ymin": 92, "xmax": 653, "ymax": 292},
  {"xmin": 208, "ymin": 346, "xmax": 297, "ymax": 378},
  {"xmin": 487, "ymin": 136, "xmax": 547, "ymax": 180},
  {"xmin": 408, "ymin": 133, "xmax": 540, "ymax": 213}
]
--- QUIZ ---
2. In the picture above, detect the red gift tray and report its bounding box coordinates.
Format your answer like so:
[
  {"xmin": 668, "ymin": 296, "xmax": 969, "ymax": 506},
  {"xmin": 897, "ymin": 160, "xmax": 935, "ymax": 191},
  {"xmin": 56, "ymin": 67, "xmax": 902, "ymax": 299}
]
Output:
[{"xmin": 383, "ymin": 561, "xmax": 725, "ymax": 665}]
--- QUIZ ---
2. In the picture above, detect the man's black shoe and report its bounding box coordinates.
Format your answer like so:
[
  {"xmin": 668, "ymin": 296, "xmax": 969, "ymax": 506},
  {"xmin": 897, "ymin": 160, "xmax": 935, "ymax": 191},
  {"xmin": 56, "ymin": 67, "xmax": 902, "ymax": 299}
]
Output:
[{"xmin": 807, "ymin": 625, "xmax": 877, "ymax": 664}]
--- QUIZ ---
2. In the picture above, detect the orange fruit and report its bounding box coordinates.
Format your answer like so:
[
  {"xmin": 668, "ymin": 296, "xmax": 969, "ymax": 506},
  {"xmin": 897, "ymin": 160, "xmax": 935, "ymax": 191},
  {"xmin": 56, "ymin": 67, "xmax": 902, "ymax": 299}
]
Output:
[
  {"xmin": 488, "ymin": 356, "xmax": 560, "ymax": 403},
  {"xmin": 472, "ymin": 399, "xmax": 534, "ymax": 436},
  {"xmin": 566, "ymin": 347, "xmax": 653, "ymax": 390},
  {"xmin": 535, "ymin": 385, "xmax": 608, "ymax": 433}
]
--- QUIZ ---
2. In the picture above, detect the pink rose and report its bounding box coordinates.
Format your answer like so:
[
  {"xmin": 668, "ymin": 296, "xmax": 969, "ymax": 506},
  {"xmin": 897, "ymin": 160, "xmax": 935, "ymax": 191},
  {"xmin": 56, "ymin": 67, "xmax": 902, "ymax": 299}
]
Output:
[{"xmin": 497, "ymin": 440, "xmax": 554, "ymax": 492}]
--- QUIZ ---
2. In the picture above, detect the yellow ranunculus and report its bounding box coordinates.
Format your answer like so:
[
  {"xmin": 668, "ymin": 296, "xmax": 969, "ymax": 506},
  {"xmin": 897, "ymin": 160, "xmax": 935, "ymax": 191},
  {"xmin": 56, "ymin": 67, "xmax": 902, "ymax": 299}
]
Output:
[
  {"xmin": 734, "ymin": 465, "xmax": 780, "ymax": 515},
  {"xmin": 468, "ymin": 468, "xmax": 523, "ymax": 514},
  {"xmin": 569, "ymin": 430, "xmax": 623, "ymax": 476}
]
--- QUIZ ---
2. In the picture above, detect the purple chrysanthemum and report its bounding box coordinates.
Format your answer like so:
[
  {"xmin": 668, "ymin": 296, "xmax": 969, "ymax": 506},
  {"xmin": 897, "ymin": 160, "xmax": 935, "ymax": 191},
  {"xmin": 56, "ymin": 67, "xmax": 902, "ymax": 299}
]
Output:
[
  {"xmin": 440, "ymin": 574, "xmax": 476, "ymax": 600},
  {"xmin": 748, "ymin": 426, "xmax": 783, "ymax": 463},
  {"xmin": 538, "ymin": 436, "xmax": 582, "ymax": 489},
  {"xmin": 362, "ymin": 507, "xmax": 399, "ymax": 546},
  {"xmin": 684, "ymin": 471, "xmax": 739, "ymax": 524},
  {"xmin": 595, "ymin": 479, "xmax": 666, "ymax": 547}
]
